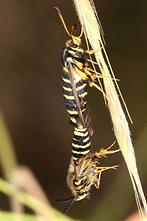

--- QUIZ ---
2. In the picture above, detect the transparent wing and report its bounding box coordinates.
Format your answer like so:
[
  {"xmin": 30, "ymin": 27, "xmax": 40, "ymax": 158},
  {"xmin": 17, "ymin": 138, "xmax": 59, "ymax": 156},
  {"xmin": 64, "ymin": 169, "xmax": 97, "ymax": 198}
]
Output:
[{"xmin": 66, "ymin": 61, "xmax": 86, "ymax": 127}]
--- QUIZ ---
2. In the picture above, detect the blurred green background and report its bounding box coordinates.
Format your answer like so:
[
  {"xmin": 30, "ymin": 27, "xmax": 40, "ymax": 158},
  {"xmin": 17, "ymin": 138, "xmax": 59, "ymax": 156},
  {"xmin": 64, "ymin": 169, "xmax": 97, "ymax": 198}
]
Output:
[{"xmin": 0, "ymin": 0, "xmax": 146, "ymax": 220}]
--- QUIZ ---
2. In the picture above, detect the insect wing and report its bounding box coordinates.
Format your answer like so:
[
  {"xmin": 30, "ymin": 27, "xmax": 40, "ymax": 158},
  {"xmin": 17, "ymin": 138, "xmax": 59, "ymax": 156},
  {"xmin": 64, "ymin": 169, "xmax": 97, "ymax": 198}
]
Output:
[{"xmin": 66, "ymin": 61, "xmax": 85, "ymax": 126}]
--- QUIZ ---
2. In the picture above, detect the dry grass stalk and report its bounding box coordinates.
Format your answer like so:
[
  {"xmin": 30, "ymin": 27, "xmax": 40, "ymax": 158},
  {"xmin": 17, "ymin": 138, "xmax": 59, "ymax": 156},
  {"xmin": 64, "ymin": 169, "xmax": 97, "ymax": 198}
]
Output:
[{"xmin": 73, "ymin": 0, "xmax": 147, "ymax": 219}]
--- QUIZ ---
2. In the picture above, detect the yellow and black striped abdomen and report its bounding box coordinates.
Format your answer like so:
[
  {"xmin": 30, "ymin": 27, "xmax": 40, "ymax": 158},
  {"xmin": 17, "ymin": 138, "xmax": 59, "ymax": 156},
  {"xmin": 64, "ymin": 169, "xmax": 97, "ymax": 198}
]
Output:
[
  {"xmin": 62, "ymin": 71, "xmax": 88, "ymax": 125},
  {"xmin": 72, "ymin": 125, "xmax": 91, "ymax": 159}
]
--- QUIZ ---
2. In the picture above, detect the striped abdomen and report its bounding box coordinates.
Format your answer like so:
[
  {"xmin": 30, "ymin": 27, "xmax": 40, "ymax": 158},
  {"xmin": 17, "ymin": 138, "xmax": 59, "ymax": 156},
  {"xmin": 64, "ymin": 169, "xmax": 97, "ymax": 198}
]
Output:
[
  {"xmin": 62, "ymin": 71, "xmax": 88, "ymax": 125},
  {"xmin": 72, "ymin": 124, "xmax": 91, "ymax": 160}
]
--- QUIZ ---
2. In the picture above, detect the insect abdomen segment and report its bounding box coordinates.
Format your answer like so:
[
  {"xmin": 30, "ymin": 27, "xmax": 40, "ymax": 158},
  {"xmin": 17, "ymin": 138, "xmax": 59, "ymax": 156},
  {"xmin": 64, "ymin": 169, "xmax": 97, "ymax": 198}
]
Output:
[
  {"xmin": 72, "ymin": 124, "xmax": 91, "ymax": 159},
  {"xmin": 62, "ymin": 71, "xmax": 88, "ymax": 125}
]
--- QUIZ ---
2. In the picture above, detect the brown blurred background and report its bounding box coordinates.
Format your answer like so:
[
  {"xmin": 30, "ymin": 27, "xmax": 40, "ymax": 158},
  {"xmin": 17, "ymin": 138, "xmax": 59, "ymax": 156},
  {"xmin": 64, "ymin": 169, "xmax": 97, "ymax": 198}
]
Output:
[{"xmin": 0, "ymin": 0, "xmax": 146, "ymax": 220}]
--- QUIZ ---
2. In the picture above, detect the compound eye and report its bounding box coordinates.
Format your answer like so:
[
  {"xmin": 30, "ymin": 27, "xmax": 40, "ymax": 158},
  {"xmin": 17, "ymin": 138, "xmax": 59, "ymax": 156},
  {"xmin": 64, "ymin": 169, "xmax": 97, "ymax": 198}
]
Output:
[
  {"xmin": 73, "ymin": 178, "xmax": 81, "ymax": 187},
  {"xmin": 72, "ymin": 43, "xmax": 77, "ymax": 48}
]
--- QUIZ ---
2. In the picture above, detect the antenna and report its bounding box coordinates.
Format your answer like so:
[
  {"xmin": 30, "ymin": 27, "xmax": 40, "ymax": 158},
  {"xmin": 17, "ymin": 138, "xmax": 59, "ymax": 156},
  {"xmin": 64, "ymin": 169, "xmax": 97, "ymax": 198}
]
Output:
[
  {"xmin": 54, "ymin": 7, "xmax": 71, "ymax": 37},
  {"xmin": 79, "ymin": 26, "xmax": 84, "ymax": 38},
  {"xmin": 54, "ymin": 7, "xmax": 83, "ymax": 39},
  {"xmin": 56, "ymin": 195, "xmax": 75, "ymax": 213},
  {"xmin": 63, "ymin": 197, "xmax": 76, "ymax": 213}
]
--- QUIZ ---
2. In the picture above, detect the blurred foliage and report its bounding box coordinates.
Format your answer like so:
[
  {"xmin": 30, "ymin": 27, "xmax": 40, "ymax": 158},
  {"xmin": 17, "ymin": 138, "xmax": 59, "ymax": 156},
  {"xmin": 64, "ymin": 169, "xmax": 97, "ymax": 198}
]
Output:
[
  {"xmin": 0, "ymin": 112, "xmax": 17, "ymax": 178},
  {"xmin": 0, "ymin": 211, "xmax": 79, "ymax": 221}
]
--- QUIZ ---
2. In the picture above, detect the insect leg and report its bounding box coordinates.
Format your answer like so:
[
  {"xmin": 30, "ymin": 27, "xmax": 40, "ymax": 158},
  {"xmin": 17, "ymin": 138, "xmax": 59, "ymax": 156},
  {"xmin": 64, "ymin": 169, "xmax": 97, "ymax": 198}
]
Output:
[
  {"xmin": 94, "ymin": 171, "xmax": 102, "ymax": 189},
  {"xmin": 85, "ymin": 47, "xmax": 102, "ymax": 55},
  {"xmin": 94, "ymin": 165, "xmax": 118, "ymax": 189},
  {"xmin": 94, "ymin": 141, "xmax": 120, "ymax": 159}
]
